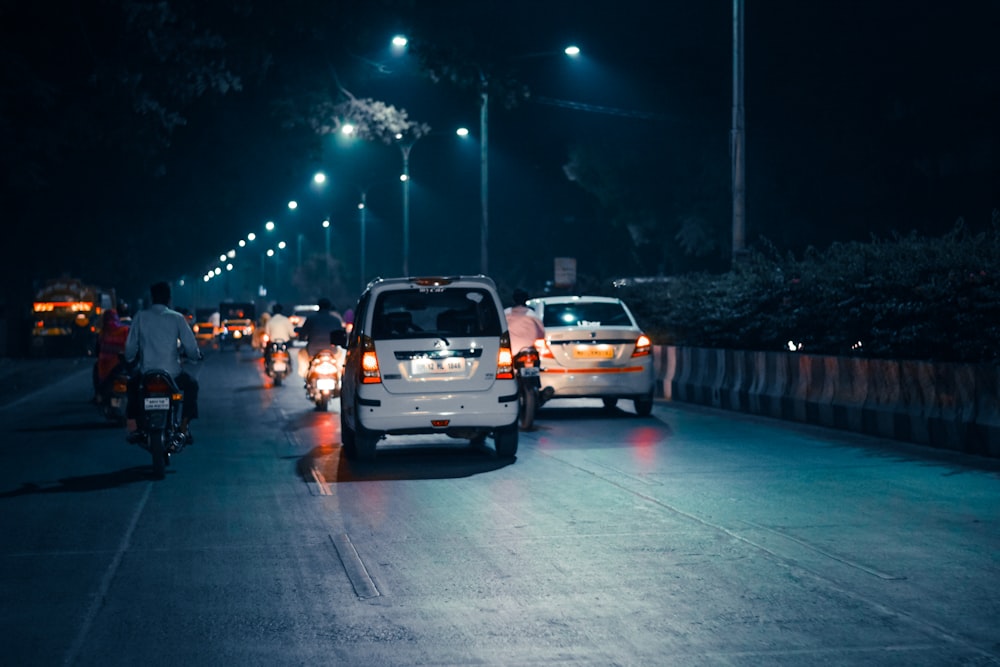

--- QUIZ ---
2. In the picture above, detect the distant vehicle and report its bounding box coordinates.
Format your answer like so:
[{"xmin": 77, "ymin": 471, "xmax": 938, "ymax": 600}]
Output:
[
  {"xmin": 191, "ymin": 319, "xmax": 218, "ymax": 346},
  {"xmin": 289, "ymin": 304, "xmax": 319, "ymax": 344},
  {"xmin": 217, "ymin": 301, "xmax": 256, "ymax": 350},
  {"xmin": 218, "ymin": 318, "xmax": 254, "ymax": 350},
  {"xmin": 30, "ymin": 277, "xmax": 116, "ymax": 357},
  {"xmin": 528, "ymin": 295, "xmax": 655, "ymax": 416},
  {"xmin": 338, "ymin": 276, "xmax": 519, "ymax": 461}
]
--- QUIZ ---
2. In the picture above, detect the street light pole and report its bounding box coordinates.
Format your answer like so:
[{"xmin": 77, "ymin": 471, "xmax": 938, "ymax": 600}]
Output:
[
  {"xmin": 479, "ymin": 73, "xmax": 489, "ymax": 276},
  {"xmin": 400, "ymin": 143, "xmax": 412, "ymax": 276},
  {"xmin": 731, "ymin": 0, "xmax": 746, "ymax": 266},
  {"xmin": 358, "ymin": 192, "xmax": 368, "ymax": 293}
]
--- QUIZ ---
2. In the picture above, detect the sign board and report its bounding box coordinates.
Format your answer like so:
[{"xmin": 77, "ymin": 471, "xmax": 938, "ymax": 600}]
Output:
[{"xmin": 554, "ymin": 257, "xmax": 577, "ymax": 288}]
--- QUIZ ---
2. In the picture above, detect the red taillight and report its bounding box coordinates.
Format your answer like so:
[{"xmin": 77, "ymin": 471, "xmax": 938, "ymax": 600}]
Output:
[
  {"xmin": 632, "ymin": 334, "xmax": 652, "ymax": 357},
  {"xmin": 360, "ymin": 336, "xmax": 381, "ymax": 384},
  {"xmin": 145, "ymin": 377, "xmax": 172, "ymax": 393},
  {"xmin": 112, "ymin": 377, "xmax": 129, "ymax": 393},
  {"xmin": 497, "ymin": 332, "xmax": 514, "ymax": 380},
  {"xmin": 431, "ymin": 419, "xmax": 450, "ymax": 427}
]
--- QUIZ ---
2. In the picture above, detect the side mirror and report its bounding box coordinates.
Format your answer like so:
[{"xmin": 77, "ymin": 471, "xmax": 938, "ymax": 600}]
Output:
[{"xmin": 330, "ymin": 328, "xmax": 348, "ymax": 348}]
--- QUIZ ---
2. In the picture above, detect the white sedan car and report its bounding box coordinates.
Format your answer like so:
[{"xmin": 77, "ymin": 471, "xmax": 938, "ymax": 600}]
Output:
[{"xmin": 527, "ymin": 295, "xmax": 655, "ymax": 416}]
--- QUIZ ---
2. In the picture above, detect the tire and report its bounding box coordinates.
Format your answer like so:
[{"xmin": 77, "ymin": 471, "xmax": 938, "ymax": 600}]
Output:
[
  {"xmin": 493, "ymin": 423, "xmax": 519, "ymax": 459},
  {"xmin": 518, "ymin": 385, "xmax": 537, "ymax": 430},
  {"xmin": 340, "ymin": 411, "xmax": 357, "ymax": 458},
  {"xmin": 316, "ymin": 396, "xmax": 329, "ymax": 412},
  {"xmin": 150, "ymin": 430, "xmax": 166, "ymax": 480},
  {"xmin": 602, "ymin": 398, "xmax": 618, "ymax": 410},
  {"xmin": 274, "ymin": 374, "xmax": 283, "ymax": 387},
  {"xmin": 356, "ymin": 424, "xmax": 379, "ymax": 462},
  {"xmin": 633, "ymin": 392, "xmax": 654, "ymax": 417}
]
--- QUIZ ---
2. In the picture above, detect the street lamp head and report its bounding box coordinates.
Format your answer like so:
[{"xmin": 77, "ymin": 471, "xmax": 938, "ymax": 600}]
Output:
[
  {"xmin": 219, "ymin": 254, "xmax": 227, "ymax": 262},
  {"xmin": 287, "ymin": 200, "xmax": 298, "ymax": 210},
  {"xmin": 265, "ymin": 221, "xmax": 275, "ymax": 231},
  {"xmin": 278, "ymin": 241, "xmax": 287, "ymax": 250},
  {"xmin": 399, "ymin": 173, "xmax": 408, "ymax": 182},
  {"xmin": 247, "ymin": 232, "xmax": 256, "ymax": 241},
  {"xmin": 322, "ymin": 219, "xmax": 330, "ymax": 228},
  {"xmin": 341, "ymin": 123, "xmax": 356, "ymax": 136},
  {"xmin": 313, "ymin": 172, "xmax": 327, "ymax": 185},
  {"xmin": 564, "ymin": 45, "xmax": 581, "ymax": 57},
  {"xmin": 456, "ymin": 127, "xmax": 470, "ymax": 137},
  {"xmin": 391, "ymin": 35, "xmax": 408, "ymax": 50}
]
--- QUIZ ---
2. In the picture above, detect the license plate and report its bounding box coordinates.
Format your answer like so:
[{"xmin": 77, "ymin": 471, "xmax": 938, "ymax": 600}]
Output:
[
  {"xmin": 573, "ymin": 345, "xmax": 614, "ymax": 359},
  {"xmin": 412, "ymin": 357, "xmax": 466, "ymax": 375},
  {"xmin": 316, "ymin": 378, "xmax": 338, "ymax": 390},
  {"xmin": 519, "ymin": 366, "xmax": 540, "ymax": 377},
  {"xmin": 144, "ymin": 397, "xmax": 170, "ymax": 410},
  {"xmin": 272, "ymin": 362, "xmax": 287, "ymax": 372}
]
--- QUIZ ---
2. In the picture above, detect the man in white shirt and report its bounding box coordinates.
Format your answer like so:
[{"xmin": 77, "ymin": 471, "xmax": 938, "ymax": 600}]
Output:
[
  {"xmin": 264, "ymin": 303, "xmax": 297, "ymax": 374},
  {"xmin": 124, "ymin": 281, "xmax": 202, "ymax": 443}
]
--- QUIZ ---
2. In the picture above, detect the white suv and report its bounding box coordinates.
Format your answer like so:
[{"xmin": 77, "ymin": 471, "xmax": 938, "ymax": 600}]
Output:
[{"xmin": 338, "ymin": 276, "xmax": 519, "ymax": 461}]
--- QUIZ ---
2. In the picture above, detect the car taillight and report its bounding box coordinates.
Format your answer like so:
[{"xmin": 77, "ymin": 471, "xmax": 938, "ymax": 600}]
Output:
[
  {"xmin": 537, "ymin": 338, "xmax": 555, "ymax": 359},
  {"xmin": 632, "ymin": 334, "xmax": 652, "ymax": 357},
  {"xmin": 360, "ymin": 336, "xmax": 381, "ymax": 384},
  {"xmin": 497, "ymin": 332, "xmax": 514, "ymax": 380}
]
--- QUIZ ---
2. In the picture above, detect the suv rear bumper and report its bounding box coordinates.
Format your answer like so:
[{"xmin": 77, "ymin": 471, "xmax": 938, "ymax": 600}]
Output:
[{"xmin": 355, "ymin": 386, "xmax": 518, "ymax": 434}]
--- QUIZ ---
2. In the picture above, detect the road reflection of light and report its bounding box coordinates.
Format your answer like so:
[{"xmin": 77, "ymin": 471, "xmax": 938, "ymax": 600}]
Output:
[{"xmin": 628, "ymin": 426, "xmax": 662, "ymax": 468}]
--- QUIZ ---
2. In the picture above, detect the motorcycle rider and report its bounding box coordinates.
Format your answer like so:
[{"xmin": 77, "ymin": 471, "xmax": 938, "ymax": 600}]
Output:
[
  {"xmin": 264, "ymin": 303, "xmax": 296, "ymax": 374},
  {"xmin": 297, "ymin": 297, "xmax": 344, "ymax": 380},
  {"xmin": 124, "ymin": 281, "xmax": 202, "ymax": 444},
  {"xmin": 92, "ymin": 308, "xmax": 130, "ymax": 403},
  {"xmin": 504, "ymin": 288, "xmax": 554, "ymax": 404}
]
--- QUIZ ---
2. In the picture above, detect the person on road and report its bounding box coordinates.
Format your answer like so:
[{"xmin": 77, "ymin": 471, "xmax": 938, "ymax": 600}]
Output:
[
  {"xmin": 124, "ymin": 281, "xmax": 202, "ymax": 443},
  {"xmin": 504, "ymin": 289, "xmax": 545, "ymax": 355},
  {"xmin": 504, "ymin": 288, "xmax": 554, "ymax": 404},
  {"xmin": 92, "ymin": 308, "xmax": 130, "ymax": 402},
  {"xmin": 264, "ymin": 303, "xmax": 297, "ymax": 373},
  {"xmin": 297, "ymin": 297, "xmax": 344, "ymax": 379}
]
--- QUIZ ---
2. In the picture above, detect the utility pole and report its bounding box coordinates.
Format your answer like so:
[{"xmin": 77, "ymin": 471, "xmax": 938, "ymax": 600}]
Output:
[{"xmin": 731, "ymin": 0, "xmax": 746, "ymax": 267}]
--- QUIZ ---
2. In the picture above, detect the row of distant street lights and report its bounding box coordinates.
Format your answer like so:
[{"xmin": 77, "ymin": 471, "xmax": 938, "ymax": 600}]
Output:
[{"xmin": 196, "ymin": 35, "xmax": 584, "ymax": 305}]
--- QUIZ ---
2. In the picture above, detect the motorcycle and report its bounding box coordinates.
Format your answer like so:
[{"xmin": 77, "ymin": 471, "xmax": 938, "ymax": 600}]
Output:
[
  {"xmin": 514, "ymin": 346, "xmax": 543, "ymax": 430},
  {"xmin": 96, "ymin": 366, "xmax": 130, "ymax": 425},
  {"xmin": 132, "ymin": 370, "xmax": 188, "ymax": 479},
  {"xmin": 305, "ymin": 347, "xmax": 341, "ymax": 411},
  {"xmin": 263, "ymin": 338, "xmax": 291, "ymax": 387}
]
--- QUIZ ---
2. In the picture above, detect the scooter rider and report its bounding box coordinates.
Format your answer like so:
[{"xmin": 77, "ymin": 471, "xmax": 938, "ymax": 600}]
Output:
[
  {"xmin": 504, "ymin": 288, "xmax": 554, "ymax": 404},
  {"xmin": 124, "ymin": 281, "xmax": 202, "ymax": 444},
  {"xmin": 264, "ymin": 303, "xmax": 296, "ymax": 373},
  {"xmin": 297, "ymin": 297, "xmax": 344, "ymax": 380}
]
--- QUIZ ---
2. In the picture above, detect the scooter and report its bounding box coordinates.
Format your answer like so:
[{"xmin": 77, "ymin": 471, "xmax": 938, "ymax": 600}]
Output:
[
  {"xmin": 305, "ymin": 348, "xmax": 341, "ymax": 411},
  {"xmin": 264, "ymin": 338, "xmax": 291, "ymax": 387},
  {"xmin": 131, "ymin": 370, "xmax": 188, "ymax": 479},
  {"xmin": 513, "ymin": 346, "xmax": 542, "ymax": 430}
]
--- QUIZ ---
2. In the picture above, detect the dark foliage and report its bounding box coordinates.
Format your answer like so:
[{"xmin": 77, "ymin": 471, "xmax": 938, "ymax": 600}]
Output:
[{"xmin": 616, "ymin": 219, "xmax": 1000, "ymax": 363}]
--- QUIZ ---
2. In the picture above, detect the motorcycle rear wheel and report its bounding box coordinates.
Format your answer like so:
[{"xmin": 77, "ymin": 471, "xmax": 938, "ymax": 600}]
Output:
[
  {"xmin": 518, "ymin": 386, "xmax": 537, "ymax": 430},
  {"xmin": 150, "ymin": 430, "xmax": 166, "ymax": 480}
]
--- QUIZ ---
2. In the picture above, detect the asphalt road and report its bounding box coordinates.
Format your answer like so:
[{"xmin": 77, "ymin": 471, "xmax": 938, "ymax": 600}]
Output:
[{"xmin": 2, "ymin": 349, "xmax": 999, "ymax": 666}]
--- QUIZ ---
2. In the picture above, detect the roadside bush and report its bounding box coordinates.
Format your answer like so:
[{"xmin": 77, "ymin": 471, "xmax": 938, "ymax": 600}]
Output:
[{"xmin": 617, "ymin": 221, "xmax": 1000, "ymax": 363}]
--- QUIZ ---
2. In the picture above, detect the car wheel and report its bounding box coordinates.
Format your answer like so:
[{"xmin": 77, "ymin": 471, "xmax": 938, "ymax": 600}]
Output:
[
  {"xmin": 356, "ymin": 424, "xmax": 379, "ymax": 462},
  {"xmin": 493, "ymin": 423, "xmax": 519, "ymax": 459},
  {"xmin": 340, "ymin": 411, "xmax": 357, "ymax": 458},
  {"xmin": 633, "ymin": 392, "xmax": 653, "ymax": 417}
]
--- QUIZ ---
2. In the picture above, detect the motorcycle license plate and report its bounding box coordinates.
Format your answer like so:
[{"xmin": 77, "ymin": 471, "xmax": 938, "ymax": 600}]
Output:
[
  {"xmin": 520, "ymin": 367, "xmax": 540, "ymax": 377},
  {"xmin": 272, "ymin": 362, "xmax": 287, "ymax": 372},
  {"xmin": 144, "ymin": 397, "xmax": 170, "ymax": 410},
  {"xmin": 316, "ymin": 378, "xmax": 338, "ymax": 391}
]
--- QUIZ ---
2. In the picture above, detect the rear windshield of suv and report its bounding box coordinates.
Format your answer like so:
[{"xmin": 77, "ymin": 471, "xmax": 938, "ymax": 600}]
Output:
[
  {"xmin": 371, "ymin": 287, "xmax": 503, "ymax": 339},
  {"xmin": 541, "ymin": 302, "xmax": 633, "ymax": 328}
]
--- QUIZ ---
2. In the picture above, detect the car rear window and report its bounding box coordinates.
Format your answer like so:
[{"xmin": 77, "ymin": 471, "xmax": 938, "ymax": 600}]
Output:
[
  {"xmin": 542, "ymin": 302, "xmax": 633, "ymax": 328},
  {"xmin": 371, "ymin": 288, "xmax": 502, "ymax": 339}
]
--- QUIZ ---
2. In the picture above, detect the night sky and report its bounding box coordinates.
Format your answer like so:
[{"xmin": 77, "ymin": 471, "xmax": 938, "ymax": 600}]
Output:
[{"xmin": 1, "ymin": 1, "xmax": 996, "ymax": 312}]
